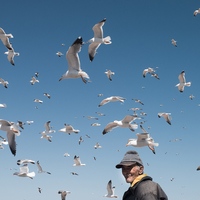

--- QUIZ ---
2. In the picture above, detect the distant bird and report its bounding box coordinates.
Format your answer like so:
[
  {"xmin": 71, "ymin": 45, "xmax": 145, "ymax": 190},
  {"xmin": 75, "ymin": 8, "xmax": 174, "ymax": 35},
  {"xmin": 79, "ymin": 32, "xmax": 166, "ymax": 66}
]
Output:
[
  {"xmin": 140, "ymin": 112, "xmax": 147, "ymax": 116},
  {"xmin": 0, "ymin": 28, "xmax": 13, "ymax": 50},
  {"xmin": 170, "ymin": 178, "xmax": 174, "ymax": 181},
  {"xmin": 149, "ymin": 72, "xmax": 160, "ymax": 80},
  {"xmin": 79, "ymin": 136, "xmax": 83, "ymax": 145},
  {"xmin": 86, "ymin": 18, "xmax": 111, "ymax": 62},
  {"xmin": 4, "ymin": 44, "xmax": 19, "ymax": 66},
  {"xmin": 158, "ymin": 113, "xmax": 171, "ymax": 125},
  {"xmin": 194, "ymin": 8, "xmax": 200, "ymax": 17},
  {"xmin": 0, "ymin": 103, "xmax": 7, "ymax": 108},
  {"xmin": 71, "ymin": 172, "xmax": 78, "ymax": 175},
  {"xmin": 128, "ymin": 108, "xmax": 142, "ymax": 111},
  {"xmin": 0, "ymin": 119, "xmax": 20, "ymax": 156},
  {"xmin": 30, "ymin": 76, "xmax": 39, "ymax": 85},
  {"xmin": 36, "ymin": 161, "xmax": 51, "ymax": 174},
  {"xmin": 42, "ymin": 121, "xmax": 55, "ymax": 134},
  {"xmin": 26, "ymin": 121, "xmax": 34, "ymax": 125},
  {"xmin": 139, "ymin": 120, "xmax": 147, "ymax": 124},
  {"xmin": 0, "ymin": 78, "xmax": 8, "ymax": 88},
  {"xmin": 0, "ymin": 139, "xmax": 8, "ymax": 149},
  {"xmin": 38, "ymin": 187, "xmax": 42, "ymax": 193},
  {"xmin": 98, "ymin": 94, "xmax": 103, "ymax": 97},
  {"xmin": 94, "ymin": 142, "xmax": 102, "ymax": 149},
  {"xmin": 59, "ymin": 37, "xmax": 89, "ymax": 83},
  {"xmin": 171, "ymin": 39, "xmax": 177, "ymax": 47},
  {"xmin": 13, "ymin": 164, "xmax": 35, "ymax": 179},
  {"xmin": 126, "ymin": 125, "xmax": 159, "ymax": 154},
  {"xmin": 73, "ymin": 155, "xmax": 85, "ymax": 167},
  {"xmin": 175, "ymin": 71, "xmax": 191, "ymax": 92},
  {"xmin": 34, "ymin": 99, "xmax": 43, "ymax": 103},
  {"xmin": 17, "ymin": 159, "xmax": 35, "ymax": 165},
  {"xmin": 196, "ymin": 166, "xmax": 200, "ymax": 171},
  {"xmin": 59, "ymin": 124, "xmax": 79, "ymax": 135},
  {"xmin": 64, "ymin": 153, "xmax": 70, "ymax": 157},
  {"xmin": 143, "ymin": 67, "xmax": 155, "ymax": 78},
  {"xmin": 105, "ymin": 69, "xmax": 115, "ymax": 81},
  {"xmin": 91, "ymin": 123, "xmax": 101, "ymax": 126},
  {"xmin": 85, "ymin": 134, "xmax": 90, "ymax": 138},
  {"xmin": 44, "ymin": 93, "xmax": 51, "ymax": 99},
  {"xmin": 62, "ymin": 43, "xmax": 65, "ymax": 46},
  {"xmin": 17, "ymin": 121, "xmax": 25, "ymax": 130},
  {"xmin": 103, "ymin": 180, "xmax": 118, "ymax": 198},
  {"xmin": 40, "ymin": 132, "xmax": 52, "ymax": 142},
  {"xmin": 56, "ymin": 51, "xmax": 63, "ymax": 57},
  {"xmin": 83, "ymin": 116, "xmax": 98, "ymax": 120},
  {"xmin": 98, "ymin": 96, "xmax": 126, "ymax": 107},
  {"xmin": 35, "ymin": 72, "xmax": 39, "ymax": 77},
  {"xmin": 169, "ymin": 139, "xmax": 182, "ymax": 142},
  {"xmin": 94, "ymin": 157, "xmax": 96, "ymax": 160},
  {"xmin": 58, "ymin": 190, "xmax": 71, "ymax": 200},
  {"xmin": 95, "ymin": 112, "xmax": 105, "ymax": 116},
  {"xmin": 189, "ymin": 94, "xmax": 194, "ymax": 100},
  {"xmin": 102, "ymin": 115, "xmax": 139, "ymax": 135},
  {"xmin": 132, "ymin": 99, "xmax": 144, "ymax": 105}
]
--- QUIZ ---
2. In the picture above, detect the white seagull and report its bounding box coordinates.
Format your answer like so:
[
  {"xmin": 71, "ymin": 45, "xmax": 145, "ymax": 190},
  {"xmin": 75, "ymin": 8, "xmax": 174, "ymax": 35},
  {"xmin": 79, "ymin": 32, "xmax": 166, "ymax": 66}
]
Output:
[
  {"xmin": 13, "ymin": 164, "xmax": 35, "ymax": 179},
  {"xmin": 56, "ymin": 51, "xmax": 63, "ymax": 57},
  {"xmin": 194, "ymin": 8, "xmax": 200, "ymax": 17},
  {"xmin": 95, "ymin": 112, "xmax": 105, "ymax": 116},
  {"xmin": 59, "ymin": 124, "xmax": 80, "ymax": 135},
  {"xmin": 0, "ymin": 103, "xmax": 7, "ymax": 108},
  {"xmin": 0, "ymin": 78, "xmax": 8, "ymax": 88},
  {"xmin": 171, "ymin": 39, "xmax": 177, "ymax": 47},
  {"xmin": 4, "ymin": 44, "xmax": 19, "ymax": 66},
  {"xmin": 189, "ymin": 94, "xmax": 194, "ymax": 100},
  {"xmin": 73, "ymin": 155, "xmax": 86, "ymax": 167},
  {"xmin": 40, "ymin": 132, "xmax": 52, "ymax": 142},
  {"xmin": 42, "ymin": 121, "xmax": 55, "ymax": 134},
  {"xmin": 0, "ymin": 139, "xmax": 8, "ymax": 149},
  {"xmin": 35, "ymin": 72, "xmax": 39, "ymax": 77},
  {"xmin": 98, "ymin": 96, "xmax": 126, "ymax": 107},
  {"xmin": 0, "ymin": 28, "xmax": 13, "ymax": 50},
  {"xmin": 34, "ymin": 99, "xmax": 43, "ymax": 103},
  {"xmin": 103, "ymin": 180, "xmax": 118, "ymax": 198},
  {"xmin": 91, "ymin": 123, "xmax": 101, "ymax": 126},
  {"xmin": 59, "ymin": 37, "xmax": 89, "ymax": 83},
  {"xmin": 83, "ymin": 116, "xmax": 98, "ymax": 120},
  {"xmin": 17, "ymin": 159, "xmax": 35, "ymax": 165},
  {"xmin": 175, "ymin": 71, "xmax": 191, "ymax": 92},
  {"xmin": 132, "ymin": 99, "xmax": 144, "ymax": 105},
  {"xmin": 102, "ymin": 115, "xmax": 139, "ymax": 135},
  {"xmin": 143, "ymin": 67, "xmax": 155, "ymax": 78},
  {"xmin": 30, "ymin": 76, "xmax": 39, "ymax": 85},
  {"xmin": 64, "ymin": 152, "xmax": 70, "ymax": 157},
  {"xmin": 44, "ymin": 93, "xmax": 51, "ymax": 99},
  {"xmin": 87, "ymin": 18, "xmax": 111, "ymax": 62},
  {"xmin": 0, "ymin": 119, "xmax": 20, "ymax": 156},
  {"xmin": 36, "ymin": 161, "xmax": 51, "ymax": 174},
  {"xmin": 158, "ymin": 113, "xmax": 171, "ymax": 125},
  {"xmin": 26, "ymin": 121, "xmax": 34, "ymax": 125},
  {"xmin": 94, "ymin": 142, "xmax": 102, "ymax": 149},
  {"xmin": 58, "ymin": 190, "xmax": 71, "ymax": 200},
  {"xmin": 105, "ymin": 69, "xmax": 115, "ymax": 81}
]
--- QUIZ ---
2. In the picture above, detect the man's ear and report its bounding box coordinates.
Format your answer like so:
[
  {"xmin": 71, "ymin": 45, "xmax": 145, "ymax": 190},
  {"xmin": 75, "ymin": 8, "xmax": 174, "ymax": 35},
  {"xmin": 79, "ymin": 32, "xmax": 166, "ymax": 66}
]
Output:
[{"xmin": 139, "ymin": 165, "xmax": 144, "ymax": 175}]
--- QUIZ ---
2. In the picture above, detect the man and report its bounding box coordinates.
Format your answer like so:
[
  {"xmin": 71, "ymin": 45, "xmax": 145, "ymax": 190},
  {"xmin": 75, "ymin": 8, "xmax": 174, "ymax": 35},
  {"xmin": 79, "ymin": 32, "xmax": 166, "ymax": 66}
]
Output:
[{"xmin": 116, "ymin": 150, "xmax": 168, "ymax": 200}]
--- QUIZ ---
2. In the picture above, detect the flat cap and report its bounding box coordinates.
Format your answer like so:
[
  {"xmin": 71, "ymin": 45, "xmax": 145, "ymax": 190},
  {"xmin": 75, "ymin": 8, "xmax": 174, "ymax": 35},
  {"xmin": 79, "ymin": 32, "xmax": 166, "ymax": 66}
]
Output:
[{"xmin": 116, "ymin": 150, "xmax": 143, "ymax": 168}]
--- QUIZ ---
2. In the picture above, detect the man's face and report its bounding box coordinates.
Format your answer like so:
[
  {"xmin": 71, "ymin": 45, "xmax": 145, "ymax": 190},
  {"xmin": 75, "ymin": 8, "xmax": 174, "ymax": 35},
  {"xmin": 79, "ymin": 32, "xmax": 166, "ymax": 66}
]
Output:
[{"xmin": 122, "ymin": 164, "xmax": 143, "ymax": 183}]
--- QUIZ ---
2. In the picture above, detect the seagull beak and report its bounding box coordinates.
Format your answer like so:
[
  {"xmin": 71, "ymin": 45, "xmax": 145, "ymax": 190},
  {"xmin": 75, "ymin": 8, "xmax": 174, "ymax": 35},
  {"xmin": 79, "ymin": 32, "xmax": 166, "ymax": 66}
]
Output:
[{"xmin": 125, "ymin": 144, "xmax": 129, "ymax": 147}]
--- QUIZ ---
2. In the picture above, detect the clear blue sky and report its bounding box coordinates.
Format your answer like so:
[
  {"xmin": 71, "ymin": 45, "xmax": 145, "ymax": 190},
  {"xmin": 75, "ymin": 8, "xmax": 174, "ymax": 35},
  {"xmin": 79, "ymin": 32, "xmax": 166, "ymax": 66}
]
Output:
[{"xmin": 1, "ymin": 1, "xmax": 200, "ymax": 200}]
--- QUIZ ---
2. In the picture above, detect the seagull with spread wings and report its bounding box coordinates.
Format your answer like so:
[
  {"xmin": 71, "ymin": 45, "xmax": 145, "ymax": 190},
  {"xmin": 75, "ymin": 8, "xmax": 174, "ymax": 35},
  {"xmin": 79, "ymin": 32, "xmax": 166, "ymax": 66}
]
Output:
[
  {"xmin": 103, "ymin": 180, "xmax": 118, "ymax": 198},
  {"xmin": 0, "ymin": 28, "xmax": 13, "ymax": 50},
  {"xmin": 98, "ymin": 96, "xmax": 126, "ymax": 107},
  {"xmin": 73, "ymin": 155, "xmax": 85, "ymax": 167},
  {"xmin": 36, "ymin": 161, "xmax": 51, "ymax": 174},
  {"xmin": 175, "ymin": 71, "xmax": 191, "ymax": 92},
  {"xmin": 59, "ymin": 124, "xmax": 79, "ymax": 135},
  {"xmin": 13, "ymin": 164, "xmax": 35, "ymax": 179}
]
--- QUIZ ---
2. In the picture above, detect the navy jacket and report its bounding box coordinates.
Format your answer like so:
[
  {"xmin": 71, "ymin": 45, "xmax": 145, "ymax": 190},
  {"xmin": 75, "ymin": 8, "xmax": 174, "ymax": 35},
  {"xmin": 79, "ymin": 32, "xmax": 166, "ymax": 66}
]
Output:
[{"xmin": 123, "ymin": 176, "xmax": 168, "ymax": 200}]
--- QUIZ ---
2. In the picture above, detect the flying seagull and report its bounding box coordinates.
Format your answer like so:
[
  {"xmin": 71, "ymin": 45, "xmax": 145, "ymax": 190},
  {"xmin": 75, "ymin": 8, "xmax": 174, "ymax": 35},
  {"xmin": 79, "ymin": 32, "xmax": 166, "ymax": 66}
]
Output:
[
  {"xmin": 194, "ymin": 8, "xmax": 200, "ymax": 17},
  {"xmin": 98, "ymin": 96, "xmax": 126, "ymax": 107},
  {"xmin": 30, "ymin": 76, "xmax": 39, "ymax": 85},
  {"xmin": 73, "ymin": 155, "xmax": 85, "ymax": 167},
  {"xmin": 86, "ymin": 18, "xmax": 111, "ymax": 62},
  {"xmin": 59, "ymin": 124, "xmax": 79, "ymax": 135},
  {"xmin": 4, "ymin": 44, "xmax": 19, "ymax": 66},
  {"xmin": 143, "ymin": 67, "xmax": 155, "ymax": 78},
  {"xmin": 158, "ymin": 113, "xmax": 171, "ymax": 125},
  {"xmin": 102, "ymin": 115, "xmax": 139, "ymax": 135},
  {"xmin": 175, "ymin": 71, "xmax": 191, "ymax": 92},
  {"xmin": 0, "ymin": 28, "xmax": 13, "ymax": 50},
  {"xmin": 13, "ymin": 164, "xmax": 35, "ymax": 179},
  {"xmin": 59, "ymin": 37, "xmax": 89, "ymax": 83},
  {"xmin": 36, "ymin": 161, "xmax": 51, "ymax": 174},
  {"xmin": 105, "ymin": 69, "xmax": 115, "ymax": 81},
  {"xmin": 0, "ymin": 78, "xmax": 8, "ymax": 88},
  {"xmin": 58, "ymin": 190, "xmax": 71, "ymax": 200},
  {"xmin": 171, "ymin": 39, "xmax": 177, "ymax": 47},
  {"xmin": 103, "ymin": 180, "xmax": 118, "ymax": 198}
]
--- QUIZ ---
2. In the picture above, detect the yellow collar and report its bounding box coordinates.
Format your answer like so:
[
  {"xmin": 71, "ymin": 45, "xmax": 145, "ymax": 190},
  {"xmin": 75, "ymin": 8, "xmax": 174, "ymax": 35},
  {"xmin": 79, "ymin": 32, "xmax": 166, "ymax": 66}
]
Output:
[{"xmin": 131, "ymin": 174, "xmax": 147, "ymax": 187}]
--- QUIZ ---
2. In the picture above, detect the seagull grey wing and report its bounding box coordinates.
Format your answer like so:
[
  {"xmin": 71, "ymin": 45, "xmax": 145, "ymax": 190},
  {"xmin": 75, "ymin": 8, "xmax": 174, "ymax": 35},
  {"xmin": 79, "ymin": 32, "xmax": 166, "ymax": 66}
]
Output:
[
  {"xmin": 140, "ymin": 125, "xmax": 147, "ymax": 133},
  {"xmin": 107, "ymin": 180, "xmax": 113, "ymax": 195},
  {"xmin": 102, "ymin": 122, "xmax": 118, "ymax": 135},
  {"xmin": 122, "ymin": 115, "xmax": 134, "ymax": 123},
  {"xmin": 64, "ymin": 124, "xmax": 73, "ymax": 131},
  {"xmin": 98, "ymin": 98, "xmax": 110, "ymax": 107},
  {"xmin": 89, "ymin": 43, "xmax": 101, "ymax": 62},
  {"xmin": 37, "ymin": 161, "xmax": 43, "ymax": 172},
  {"xmin": 178, "ymin": 85, "xmax": 184, "ymax": 93},
  {"xmin": 0, "ymin": 119, "xmax": 11, "ymax": 126},
  {"xmin": 44, "ymin": 121, "xmax": 51, "ymax": 131},
  {"xmin": 136, "ymin": 133, "xmax": 149, "ymax": 141},
  {"xmin": 2, "ymin": 37, "xmax": 12, "ymax": 50},
  {"xmin": 20, "ymin": 164, "xmax": 29, "ymax": 173},
  {"xmin": 178, "ymin": 71, "xmax": 185, "ymax": 83},
  {"xmin": 74, "ymin": 156, "xmax": 81, "ymax": 165},
  {"xmin": 61, "ymin": 193, "xmax": 67, "ymax": 200},
  {"xmin": 7, "ymin": 130, "xmax": 16, "ymax": 156},
  {"xmin": 7, "ymin": 54, "xmax": 14, "ymax": 65},
  {"xmin": 92, "ymin": 18, "xmax": 106, "ymax": 38},
  {"xmin": 66, "ymin": 37, "xmax": 82, "ymax": 71}
]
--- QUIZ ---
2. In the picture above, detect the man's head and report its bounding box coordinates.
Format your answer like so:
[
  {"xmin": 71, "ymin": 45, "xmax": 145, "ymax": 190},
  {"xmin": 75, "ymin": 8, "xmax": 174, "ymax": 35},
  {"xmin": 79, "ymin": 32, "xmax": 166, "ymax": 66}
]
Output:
[{"xmin": 116, "ymin": 150, "xmax": 144, "ymax": 183}]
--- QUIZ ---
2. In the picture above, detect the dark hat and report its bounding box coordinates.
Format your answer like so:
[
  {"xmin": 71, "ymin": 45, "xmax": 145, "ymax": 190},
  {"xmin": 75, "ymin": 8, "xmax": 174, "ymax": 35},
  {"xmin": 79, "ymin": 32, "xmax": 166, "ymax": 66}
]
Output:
[{"xmin": 116, "ymin": 150, "xmax": 143, "ymax": 168}]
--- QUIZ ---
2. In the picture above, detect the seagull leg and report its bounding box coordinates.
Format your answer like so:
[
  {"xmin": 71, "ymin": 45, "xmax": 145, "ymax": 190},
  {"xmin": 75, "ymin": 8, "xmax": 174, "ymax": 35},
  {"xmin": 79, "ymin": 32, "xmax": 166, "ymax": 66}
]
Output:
[{"xmin": 81, "ymin": 76, "xmax": 87, "ymax": 84}]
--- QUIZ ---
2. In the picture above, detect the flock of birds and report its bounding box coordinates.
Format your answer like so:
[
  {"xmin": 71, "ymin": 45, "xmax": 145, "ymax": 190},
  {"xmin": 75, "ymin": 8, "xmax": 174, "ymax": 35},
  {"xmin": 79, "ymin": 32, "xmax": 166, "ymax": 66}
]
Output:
[{"xmin": 0, "ymin": 8, "xmax": 200, "ymax": 199}]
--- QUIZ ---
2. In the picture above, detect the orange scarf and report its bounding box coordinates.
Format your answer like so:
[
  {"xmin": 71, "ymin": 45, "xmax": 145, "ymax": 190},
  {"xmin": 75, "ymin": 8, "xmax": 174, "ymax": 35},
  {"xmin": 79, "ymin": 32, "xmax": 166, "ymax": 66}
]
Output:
[{"xmin": 131, "ymin": 174, "xmax": 147, "ymax": 187}]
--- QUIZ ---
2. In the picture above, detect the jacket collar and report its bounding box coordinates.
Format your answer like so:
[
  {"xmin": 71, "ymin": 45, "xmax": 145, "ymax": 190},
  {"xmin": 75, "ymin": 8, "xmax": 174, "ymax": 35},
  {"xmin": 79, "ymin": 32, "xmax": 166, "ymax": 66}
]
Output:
[{"xmin": 131, "ymin": 174, "xmax": 147, "ymax": 187}]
